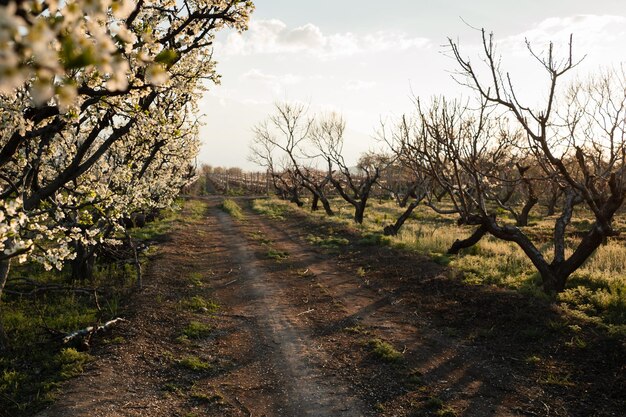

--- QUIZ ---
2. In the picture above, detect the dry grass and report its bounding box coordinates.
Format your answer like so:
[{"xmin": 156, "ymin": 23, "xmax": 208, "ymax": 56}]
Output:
[{"xmin": 256, "ymin": 196, "xmax": 626, "ymax": 330}]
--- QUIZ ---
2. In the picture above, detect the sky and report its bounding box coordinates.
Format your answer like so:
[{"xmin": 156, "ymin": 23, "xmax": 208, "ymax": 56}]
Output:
[{"xmin": 198, "ymin": 0, "xmax": 626, "ymax": 170}]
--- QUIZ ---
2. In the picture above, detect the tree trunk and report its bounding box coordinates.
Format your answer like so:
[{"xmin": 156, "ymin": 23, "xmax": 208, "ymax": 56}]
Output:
[
  {"xmin": 354, "ymin": 203, "xmax": 365, "ymax": 224},
  {"xmin": 448, "ymin": 225, "xmax": 488, "ymax": 254},
  {"xmin": 290, "ymin": 190, "xmax": 304, "ymax": 207},
  {"xmin": 516, "ymin": 196, "xmax": 538, "ymax": 227},
  {"xmin": 0, "ymin": 258, "xmax": 11, "ymax": 351},
  {"xmin": 546, "ymin": 191, "xmax": 559, "ymax": 216},
  {"xmin": 71, "ymin": 243, "xmax": 95, "ymax": 283},
  {"xmin": 311, "ymin": 194, "xmax": 319, "ymax": 211},
  {"xmin": 541, "ymin": 267, "xmax": 568, "ymax": 294},
  {"xmin": 320, "ymin": 196, "xmax": 334, "ymax": 216},
  {"xmin": 384, "ymin": 199, "xmax": 419, "ymax": 236}
]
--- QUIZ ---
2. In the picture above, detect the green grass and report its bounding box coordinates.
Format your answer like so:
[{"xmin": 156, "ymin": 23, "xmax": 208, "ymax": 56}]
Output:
[
  {"xmin": 177, "ymin": 356, "xmax": 211, "ymax": 372},
  {"xmin": 190, "ymin": 389, "xmax": 225, "ymax": 404},
  {"xmin": 252, "ymin": 199, "xmax": 286, "ymax": 220},
  {"xmin": 0, "ymin": 202, "xmax": 182, "ymax": 416},
  {"xmin": 266, "ymin": 248, "xmax": 289, "ymax": 261},
  {"xmin": 249, "ymin": 231, "xmax": 272, "ymax": 245},
  {"xmin": 221, "ymin": 199, "xmax": 244, "ymax": 220},
  {"xmin": 306, "ymin": 234, "xmax": 349, "ymax": 250},
  {"xmin": 181, "ymin": 321, "xmax": 212, "ymax": 339},
  {"xmin": 254, "ymin": 197, "xmax": 626, "ymax": 331},
  {"xmin": 180, "ymin": 296, "xmax": 219, "ymax": 314},
  {"xmin": 57, "ymin": 348, "xmax": 93, "ymax": 379},
  {"xmin": 0, "ymin": 292, "xmax": 102, "ymax": 414},
  {"xmin": 368, "ymin": 338, "xmax": 403, "ymax": 362}
]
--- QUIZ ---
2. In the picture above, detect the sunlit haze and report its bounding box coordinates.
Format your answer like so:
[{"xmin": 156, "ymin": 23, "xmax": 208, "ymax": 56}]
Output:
[{"xmin": 199, "ymin": 0, "xmax": 626, "ymax": 170}]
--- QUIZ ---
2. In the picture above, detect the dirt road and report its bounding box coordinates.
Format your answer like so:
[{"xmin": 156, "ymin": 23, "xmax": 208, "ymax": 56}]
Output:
[{"xmin": 36, "ymin": 198, "xmax": 625, "ymax": 417}]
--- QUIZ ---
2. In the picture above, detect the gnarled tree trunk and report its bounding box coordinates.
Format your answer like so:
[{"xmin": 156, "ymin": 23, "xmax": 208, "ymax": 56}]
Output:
[
  {"xmin": 311, "ymin": 193, "xmax": 319, "ymax": 211},
  {"xmin": 384, "ymin": 199, "xmax": 420, "ymax": 236},
  {"xmin": 448, "ymin": 225, "xmax": 488, "ymax": 254},
  {"xmin": 0, "ymin": 258, "xmax": 12, "ymax": 351},
  {"xmin": 71, "ymin": 242, "xmax": 95, "ymax": 283}
]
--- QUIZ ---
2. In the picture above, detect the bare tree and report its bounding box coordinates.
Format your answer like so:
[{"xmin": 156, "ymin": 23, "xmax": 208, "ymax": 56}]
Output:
[
  {"xmin": 250, "ymin": 103, "xmax": 334, "ymax": 215},
  {"xmin": 437, "ymin": 31, "xmax": 626, "ymax": 293},
  {"xmin": 311, "ymin": 114, "xmax": 383, "ymax": 224},
  {"xmin": 379, "ymin": 116, "xmax": 432, "ymax": 235}
]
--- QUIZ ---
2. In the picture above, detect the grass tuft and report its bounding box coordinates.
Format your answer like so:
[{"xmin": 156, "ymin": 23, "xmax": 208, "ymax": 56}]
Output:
[
  {"xmin": 181, "ymin": 321, "xmax": 212, "ymax": 339},
  {"xmin": 177, "ymin": 356, "xmax": 211, "ymax": 372},
  {"xmin": 368, "ymin": 338, "xmax": 402, "ymax": 362},
  {"xmin": 221, "ymin": 199, "xmax": 244, "ymax": 220}
]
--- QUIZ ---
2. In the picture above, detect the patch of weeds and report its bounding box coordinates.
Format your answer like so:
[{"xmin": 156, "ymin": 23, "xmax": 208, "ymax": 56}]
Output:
[
  {"xmin": 432, "ymin": 254, "xmax": 451, "ymax": 266},
  {"xmin": 181, "ymin": 296, "xmax": 219, "ymax": 314},
  {"xmin": 357, "ymin": 233, "xmax": 391, "ymax": 246},
  {"xmin": 422, "ymin": 396, "xmax": 456, "ymax": 416},
  {"xmin": 306, "ymin": 234, "xmax": 349, "ymax": 250},
  {"xmin": 187, "ymin": 200, "xmax": 207, "ymax": 220},
  {"xmin": 190, "ymin": 389, "xmax": 225, "ymax": 405},
  {"xmin": 221, "ymin": 199, "xmax": 244, "ymax": 220},
  {"xmin": 374, "ymin": 402, "xmax": 385, "ymax": 412},
  {"xmin": 163, "ymin": 382, "xmax": 183, "ymax": 393},
  {"xmin": 266, "ymin": 248, "xmax": 289, "ymax": 261},
  {"xmin": 368, "ymin": 338, "xmax": 402, "ymax": 363},
  {"xmin": 131, "ymin": 206, "xmax": 179, "ymax": 241},
  {"xmin": 538, "ymin": 372, "xmax": 575, "ymax": 387},
  {"xmin": 356, "ymin": 267, "xmax": 367, "ymax": 278},
  {"xmin": 406, "ymin": 368, "xmax": 423, "ymax": 386},
  {"xmin": 525, "ymin": 355, "xmax": 541, "ymax": 364},
  {"xmin": 57, "ymin": 348, "xmax": 92, "ymax": 379},
  {"xmin": 103, "ymin": 336, "xmax": 125, "ymax": 345},
  {"xmin": 250, "ymin": 231, "xmax": 272, "ymax": 245},
  {"xmin": 0, "ymin": 369, "xmax": 26, "ymax": 397},
  {"xmin": 188, "ymin": 272, "xmax": 204, "ymax": 287},
  {"xmin": 565, "ymin": 336, "xmax": 587, "ymax": 349},
  {"xmin": 178, "ymin": 356, "xmax": 211, "ymax": 372},
  {"xmin": 182, "ymin": 321, "xmax": 212, "ymax": 339},
  {"xmin": 252, "ymin": 199, "xmax": 286, "ymax": 220},
  {"xmin": 344, "ymin": 325, "xmax": 370, "ymax": 335},
  {"xmin": 424, "ymin": 396, "xmax": 444, "ymax": 410}
]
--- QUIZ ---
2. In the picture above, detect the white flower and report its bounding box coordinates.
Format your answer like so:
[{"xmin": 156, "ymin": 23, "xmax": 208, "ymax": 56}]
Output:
[
  {"xmin": 112, "ymin": 0, "xmax": 136, "ymax": 19},
  {"xmin": 145, "ymin": 63, "xmax": 169, "ymax": 86}
]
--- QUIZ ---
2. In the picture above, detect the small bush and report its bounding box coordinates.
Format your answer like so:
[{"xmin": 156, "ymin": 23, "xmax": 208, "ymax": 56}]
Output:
[
  {"xmin": 369, "ymin": 338, "xmax": 402, "ymax": 362},
  {"xmin": 57, "ymin": 348, "xmax": 92, "ymax": 379},
  {"xmin": 181, "ymin": 296, "xmax": 219, "ymax": 314}
]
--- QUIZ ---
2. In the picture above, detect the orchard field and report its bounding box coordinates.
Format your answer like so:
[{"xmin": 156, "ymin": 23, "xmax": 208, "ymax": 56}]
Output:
[{"xmin": 1, "ymin": 0, "xmax": 626, "ymax": 416}]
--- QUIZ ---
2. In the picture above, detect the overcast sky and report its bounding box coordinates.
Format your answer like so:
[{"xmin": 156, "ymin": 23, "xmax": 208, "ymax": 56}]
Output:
[{"xmin": 198, "ymin": 0, "xmax": 626, "ymax": 170}]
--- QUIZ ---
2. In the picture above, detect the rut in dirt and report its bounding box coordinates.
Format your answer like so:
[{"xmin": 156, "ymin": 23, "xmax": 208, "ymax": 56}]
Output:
[{"xmin": 213, "ymin": 206, "xmax": 368, "ymax": 417}]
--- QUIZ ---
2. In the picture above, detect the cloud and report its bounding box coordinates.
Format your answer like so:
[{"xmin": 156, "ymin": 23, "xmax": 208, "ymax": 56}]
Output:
[
  {"xmin": 240, "ymin": 68, "xmax": 319, "ymax": 94},
  {"xmin": 344, "ymin": 80, "xmax": 377, "ymax": 91},
  {"xmin": 217, "ymin": 19, "xmax": 431, "ymax": 58},
  {"xmin": 242, "ymin": 68, "xmax": 303, "ymax": 85},
  {"xmin": 502, "ymin": 15, "xmax": 626, "ymax": 54}
]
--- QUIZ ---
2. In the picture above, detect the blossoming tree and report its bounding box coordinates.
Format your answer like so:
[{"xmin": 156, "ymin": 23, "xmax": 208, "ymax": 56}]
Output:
[{"xmin": 0, "ymin": 0, "xmax": 254, "ymax": 347}]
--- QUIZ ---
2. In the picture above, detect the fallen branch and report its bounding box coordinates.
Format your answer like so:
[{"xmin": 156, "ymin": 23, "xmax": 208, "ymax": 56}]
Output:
[
  {"xmin": 296, "ymin": 309, "xmax": 315, "ymax": 317},
  {"xmin": 63, "ymin": 318, "xmax": 128, "ymax": 345},
  {"xmin": 5, "ymin": 277, "xmax": 105, "ymax": 296}
]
